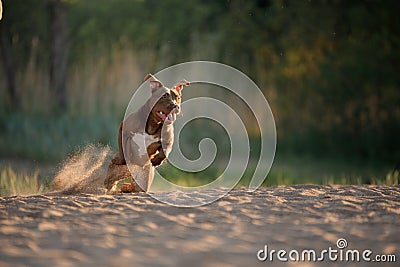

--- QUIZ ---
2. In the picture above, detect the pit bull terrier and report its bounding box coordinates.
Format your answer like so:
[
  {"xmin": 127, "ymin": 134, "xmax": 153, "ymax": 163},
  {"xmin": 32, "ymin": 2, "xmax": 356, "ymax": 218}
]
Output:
[{"xmin": 104, "ymin": 74, "xmax": 189, "ymax": 193}]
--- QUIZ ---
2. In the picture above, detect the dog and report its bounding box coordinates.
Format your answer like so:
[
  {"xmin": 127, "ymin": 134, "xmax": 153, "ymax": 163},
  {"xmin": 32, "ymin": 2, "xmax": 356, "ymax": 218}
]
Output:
[{"xmin": 104, "ymin": 74, "xmax": 189, "ymax": 193}]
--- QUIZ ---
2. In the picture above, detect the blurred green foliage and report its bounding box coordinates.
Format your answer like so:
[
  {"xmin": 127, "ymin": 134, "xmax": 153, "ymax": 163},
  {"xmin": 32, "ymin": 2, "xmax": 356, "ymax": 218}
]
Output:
[
  {"xmin": 0, "ymin": 166, "xmax": 46, "ymax": 196},
  {"xmin": 0, "ymin": 112, "xmax": 119, "ymax": 161},
  {"xmin": 0, "ymin": 0, "xmax": 399, "ymax": 166}
]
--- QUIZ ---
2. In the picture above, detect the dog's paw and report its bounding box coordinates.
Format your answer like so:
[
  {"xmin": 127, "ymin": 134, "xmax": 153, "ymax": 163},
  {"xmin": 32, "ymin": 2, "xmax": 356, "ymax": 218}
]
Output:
[
  {"xmin": 120, "ymin": 182, "xmax": 145, "ymax": 193},
  {"xmin": 120, "ymin": 183, "xmax": 134, "ymax": 193},
  {"xmin": 106, "ymin": 189, "xmax": 119, "ymax": 195}
]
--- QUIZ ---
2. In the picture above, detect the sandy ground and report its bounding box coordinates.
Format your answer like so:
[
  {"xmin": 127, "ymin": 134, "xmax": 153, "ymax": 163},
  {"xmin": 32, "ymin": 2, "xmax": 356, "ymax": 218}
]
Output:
[{"xmin": 0, "ymin": 185, "xmax": 399, "ymax": 267}]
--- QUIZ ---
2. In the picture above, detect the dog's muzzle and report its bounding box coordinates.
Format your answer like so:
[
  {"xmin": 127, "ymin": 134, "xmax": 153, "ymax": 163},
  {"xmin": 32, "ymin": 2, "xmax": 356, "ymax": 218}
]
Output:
[{"xmin": 157, "ymin": 106, "xmax": 180, "ymax": 124}]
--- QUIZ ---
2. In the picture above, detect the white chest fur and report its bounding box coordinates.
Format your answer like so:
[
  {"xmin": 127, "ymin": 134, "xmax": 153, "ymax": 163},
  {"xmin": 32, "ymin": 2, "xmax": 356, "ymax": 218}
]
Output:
[{"xmin": 130, "ymin": 132, "xmax": 160, "ymax": 157}]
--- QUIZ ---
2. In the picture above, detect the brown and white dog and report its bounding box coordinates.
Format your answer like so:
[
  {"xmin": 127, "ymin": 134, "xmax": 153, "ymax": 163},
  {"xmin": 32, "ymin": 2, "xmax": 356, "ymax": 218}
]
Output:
[{"xmin": 104, "ymin": 74, "xmax": 189, "ymax": 193}]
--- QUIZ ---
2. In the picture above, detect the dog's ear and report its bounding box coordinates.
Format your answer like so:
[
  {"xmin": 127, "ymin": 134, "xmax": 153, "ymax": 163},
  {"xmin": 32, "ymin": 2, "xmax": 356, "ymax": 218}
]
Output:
[
  {"xmin": 149, "ymin": 80, "xmax": 163, "ymax": 91},
  {"xmin": 173, "ymin": 79, "xmax": 190, "ymax": 95},
  {"xmin": 144, "ymin": 73, "xmax": 163, "ymax": 92}
]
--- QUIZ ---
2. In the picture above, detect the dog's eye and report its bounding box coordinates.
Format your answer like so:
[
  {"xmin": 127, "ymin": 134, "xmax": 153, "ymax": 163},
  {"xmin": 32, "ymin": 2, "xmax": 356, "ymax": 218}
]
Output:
[
  {"xmin": 171, "ymin": 94, "xmax": 180, "ymax": 101},
  {"xmin": 162, "ymin": 93, "xmax": 169, "ymax": 99}
]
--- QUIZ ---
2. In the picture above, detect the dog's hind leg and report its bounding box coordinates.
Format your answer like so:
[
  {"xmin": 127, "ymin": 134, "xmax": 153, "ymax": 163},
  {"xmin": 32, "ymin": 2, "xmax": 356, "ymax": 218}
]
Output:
[
  {"xmin": 104, "ymin": 122, "xmax": 129, "ymax": 193},
  {"xmin": 104, "ymin": 162, "xmax": 131, "ymax": 192},
  {"xmin": 128, "ymin": 164, "xmax": 154, "ymax": 192}
]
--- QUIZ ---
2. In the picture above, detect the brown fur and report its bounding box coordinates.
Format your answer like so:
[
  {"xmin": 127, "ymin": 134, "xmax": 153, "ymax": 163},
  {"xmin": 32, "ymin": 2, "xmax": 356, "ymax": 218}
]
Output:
[{"xmin": 104, "ymin": 74, "xmax": 189, "ymax": 193}]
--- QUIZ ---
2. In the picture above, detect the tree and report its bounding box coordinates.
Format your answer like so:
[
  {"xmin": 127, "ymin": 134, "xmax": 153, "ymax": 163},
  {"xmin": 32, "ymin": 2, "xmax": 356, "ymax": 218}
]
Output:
[
  {"xmin": 48, "ymin": 0, "xmax": 68, "ymax": 111},
  {"xmin": 0, "ymin": 0, "xmax": 18, "ymax": 110}
]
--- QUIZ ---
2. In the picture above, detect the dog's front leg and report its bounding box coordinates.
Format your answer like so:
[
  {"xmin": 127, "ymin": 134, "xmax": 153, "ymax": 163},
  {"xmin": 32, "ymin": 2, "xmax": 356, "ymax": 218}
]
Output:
[
  {"xmin": 151, "ymin": 141, "xmax": 174, "ymax": 167},
  {"xmin": 152, "ymin": 126, "xmax": 174, "ymax": 167},
  {"xmin": 151, "ymin": 147, "xmax": 166, "ymax": 167}
]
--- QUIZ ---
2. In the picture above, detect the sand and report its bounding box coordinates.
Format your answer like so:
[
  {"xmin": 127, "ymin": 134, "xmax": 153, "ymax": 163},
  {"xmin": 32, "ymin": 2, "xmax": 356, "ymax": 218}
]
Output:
[{"xmin": 0, "ymin": 185, "xmax": 399, "ymax": 267}]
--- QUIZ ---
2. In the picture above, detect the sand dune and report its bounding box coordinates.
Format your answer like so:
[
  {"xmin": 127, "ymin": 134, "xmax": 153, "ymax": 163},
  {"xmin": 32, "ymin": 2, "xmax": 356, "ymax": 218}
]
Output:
[{"xmin": 0, "ymin": 185, "xmax": 399, "ymax": 266}]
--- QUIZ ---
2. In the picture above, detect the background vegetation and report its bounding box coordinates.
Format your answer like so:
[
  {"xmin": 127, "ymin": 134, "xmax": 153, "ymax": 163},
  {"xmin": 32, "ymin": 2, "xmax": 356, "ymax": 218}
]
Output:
[{"xmin": 0, "ymin": 0, "xmax": 399, "ymax": 194}]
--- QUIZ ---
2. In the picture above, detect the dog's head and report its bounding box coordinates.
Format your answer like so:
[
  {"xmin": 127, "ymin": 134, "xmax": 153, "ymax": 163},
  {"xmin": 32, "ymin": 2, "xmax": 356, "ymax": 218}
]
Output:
[{"xmin": 144, "ymin": 73, "xmax": 190, "ymax": 125}]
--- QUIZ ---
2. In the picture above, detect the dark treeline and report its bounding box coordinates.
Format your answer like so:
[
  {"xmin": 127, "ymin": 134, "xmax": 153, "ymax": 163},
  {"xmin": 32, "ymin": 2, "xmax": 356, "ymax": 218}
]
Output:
[{"xmin": 0, "ymin": 0, "xmax": 399, "ymax": 162}]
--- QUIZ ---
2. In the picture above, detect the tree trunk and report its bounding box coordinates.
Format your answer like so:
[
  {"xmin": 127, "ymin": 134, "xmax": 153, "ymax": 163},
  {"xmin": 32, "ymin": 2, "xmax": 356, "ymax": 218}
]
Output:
[
  {"xmin": 0, "ymin": 22, "xmax": 18, "ymax": 110},
  {"xmin": 48, "ymin": 0, "xmax": 68, "ymax": 111},
  {"xmin": 0, "ymin": 0, "xmax": 3, "ymax": 21}
]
